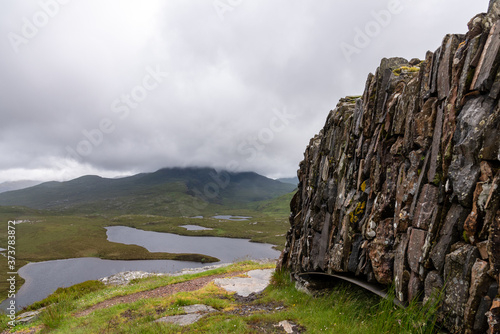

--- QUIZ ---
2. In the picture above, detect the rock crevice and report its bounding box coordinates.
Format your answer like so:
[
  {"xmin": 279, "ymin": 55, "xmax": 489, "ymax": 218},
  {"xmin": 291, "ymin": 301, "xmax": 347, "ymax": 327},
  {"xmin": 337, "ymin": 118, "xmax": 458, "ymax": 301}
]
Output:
[{"xmin": 279, "ymin": 5, "xmax": 500, "ymax": 333}]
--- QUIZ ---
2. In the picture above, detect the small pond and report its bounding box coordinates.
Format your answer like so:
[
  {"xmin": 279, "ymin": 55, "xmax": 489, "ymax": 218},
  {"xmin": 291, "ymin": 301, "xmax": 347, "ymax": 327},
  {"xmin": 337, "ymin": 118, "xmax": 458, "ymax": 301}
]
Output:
[{"xmin": 212, "ymin": 215, "xmax": 251, "ymax": 221}]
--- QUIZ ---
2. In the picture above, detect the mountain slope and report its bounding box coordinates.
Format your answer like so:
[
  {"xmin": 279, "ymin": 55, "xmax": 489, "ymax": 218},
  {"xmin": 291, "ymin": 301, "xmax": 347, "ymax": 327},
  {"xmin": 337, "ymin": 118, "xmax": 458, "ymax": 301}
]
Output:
[
  {"xmin": 0, "ymin": 180, "xmax": 41, "ymax": 194},
  {"xmin": 0, "ymin": 168, "xmax": 295, "ymax": 215},
  {"xmin": 277, "ymin": 177, "xmax": 299, "ymax": 186}
]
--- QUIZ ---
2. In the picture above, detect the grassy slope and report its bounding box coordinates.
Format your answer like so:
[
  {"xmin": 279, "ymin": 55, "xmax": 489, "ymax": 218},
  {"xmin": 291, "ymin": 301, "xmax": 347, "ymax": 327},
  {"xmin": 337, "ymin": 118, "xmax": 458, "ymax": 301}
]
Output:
[{"xmin": 0, "ymin": 262, "xmax": 442, "ymax": 334}]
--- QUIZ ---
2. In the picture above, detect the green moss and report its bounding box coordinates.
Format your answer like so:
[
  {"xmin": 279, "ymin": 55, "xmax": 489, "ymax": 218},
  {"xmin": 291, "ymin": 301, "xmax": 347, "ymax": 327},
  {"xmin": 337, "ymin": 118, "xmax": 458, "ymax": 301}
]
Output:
[
  {"xmin": 463, "ymin": 231, "xmax": 470, "ymax": 243},
  {"xmin": 465, "ymin": 69, "xmax": 475, "ymax": 88},
  {"xmin": 444, "ymin": 143, "xmax": 453, "ymax": 162},
  {"xmin": 432, "ymin": 172, "xmax": 442, "ymax": 186},
  {"xmin": 345, "ymin": 95, "xmax": 362, "ymax": 103}
]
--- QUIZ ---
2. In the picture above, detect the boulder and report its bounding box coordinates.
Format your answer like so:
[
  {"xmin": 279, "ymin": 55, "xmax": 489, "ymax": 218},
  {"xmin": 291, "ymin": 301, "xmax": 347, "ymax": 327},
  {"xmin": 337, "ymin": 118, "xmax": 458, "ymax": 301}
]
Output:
[
  {"xmin": 407, "ymin": 228, "xmax": 427, "ymax": 274},
  {"xmin": 471, "ymin": 20, "xmax": 500, "ymax": 92},
  {"xmin": 442, "ymin": 244, "xmax": 479, "ymax": 332},
  {"xmin": 464, "ymin": 259, "xmax": 494, "ymax": 333},
  {"xmin": 430, "ymin": 204, "xmax": 467, "ymax": 271},
  {"xmin": 449, "ymin": 96, "xmax": 495, "ymax": 207}
]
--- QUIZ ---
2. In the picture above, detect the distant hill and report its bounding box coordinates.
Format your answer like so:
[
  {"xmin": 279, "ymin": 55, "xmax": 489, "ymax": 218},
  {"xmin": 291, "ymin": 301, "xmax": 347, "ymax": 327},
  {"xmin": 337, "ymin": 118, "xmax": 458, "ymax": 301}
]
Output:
[
  {"xmin": 0, "ymin": 180, "xmax": 41, "ymax": 194},
  {"xmin": 277, "ymin": 177, "xmax": 299, "ymax": 186},
  {"xmin": 0, "ymin": 168, "xmax": 296, "ymax": 216}
]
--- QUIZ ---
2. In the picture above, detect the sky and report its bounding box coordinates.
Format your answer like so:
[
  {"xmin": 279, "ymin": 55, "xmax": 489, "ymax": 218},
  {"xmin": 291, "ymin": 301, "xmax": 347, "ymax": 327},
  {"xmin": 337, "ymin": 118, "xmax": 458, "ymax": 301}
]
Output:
[{"xmin": 0, "ymin": 0, "xmax": 490, "ymax": 183}]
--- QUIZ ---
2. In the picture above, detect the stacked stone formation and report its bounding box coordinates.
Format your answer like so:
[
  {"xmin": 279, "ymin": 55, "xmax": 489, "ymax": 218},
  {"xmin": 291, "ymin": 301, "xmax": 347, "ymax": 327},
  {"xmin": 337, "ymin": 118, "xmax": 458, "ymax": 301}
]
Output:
[{"xmin": 278, "ymin": 6, "xmax": 500, "ymax": 334}]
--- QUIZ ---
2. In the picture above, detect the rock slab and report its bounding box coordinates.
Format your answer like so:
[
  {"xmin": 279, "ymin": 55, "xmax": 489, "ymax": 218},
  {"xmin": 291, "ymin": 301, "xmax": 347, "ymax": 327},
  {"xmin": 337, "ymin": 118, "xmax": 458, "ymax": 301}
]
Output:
[
  {"xmin": 214, "ymin": 269, "xmax": 274, "ymax": 297},
  {"xmin": 155, "ymin": 304, "xmax": 216, "ymax": 326}
]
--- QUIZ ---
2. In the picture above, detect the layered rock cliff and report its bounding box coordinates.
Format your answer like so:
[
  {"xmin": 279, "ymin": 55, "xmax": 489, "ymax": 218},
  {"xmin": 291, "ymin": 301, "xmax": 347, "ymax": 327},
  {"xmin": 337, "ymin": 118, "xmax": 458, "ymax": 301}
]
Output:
[{"xmin": 278, "ymin": 3, "xmax": 500, "ymax": 333}]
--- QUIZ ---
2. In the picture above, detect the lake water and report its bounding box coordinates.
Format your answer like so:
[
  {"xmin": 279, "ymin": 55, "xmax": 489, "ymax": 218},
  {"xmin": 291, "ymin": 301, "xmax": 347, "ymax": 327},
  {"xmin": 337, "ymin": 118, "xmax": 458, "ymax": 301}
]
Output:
[
  {"xmin": 1, "ymin": 226, "xmax": 279, "ymax": 311},
  {"xmin": 212, "ymin": 215, "xmax": 251, "ymax": 221},
  {"xmin": 190, "ymin": 215, "xmax": 252, "ymax": 221},
  {"xmin": 105, "ymin": 226, "xmax": 276, "ymax": 261}
]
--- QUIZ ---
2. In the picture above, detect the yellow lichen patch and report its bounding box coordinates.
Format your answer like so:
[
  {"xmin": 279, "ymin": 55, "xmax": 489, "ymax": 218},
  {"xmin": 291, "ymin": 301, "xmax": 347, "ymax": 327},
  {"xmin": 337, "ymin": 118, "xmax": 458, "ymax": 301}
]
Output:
[
  {"xmin": 392, "ymin": 66, "xmax": 420, "ymax": 76},
  {"xmin": 360, "ymin": 180, "xmax": 367, "ymax": 192},
  {"xmin": 349, "ymin": 201, "xmax": 366, "ymax": 224}
]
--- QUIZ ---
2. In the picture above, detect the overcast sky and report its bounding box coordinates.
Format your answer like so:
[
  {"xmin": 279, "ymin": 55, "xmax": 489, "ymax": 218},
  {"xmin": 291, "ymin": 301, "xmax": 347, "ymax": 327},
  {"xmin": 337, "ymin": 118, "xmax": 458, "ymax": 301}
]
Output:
[{"xmin": 0, "ymin": 0, "xmax": 490, "ymax": 183}]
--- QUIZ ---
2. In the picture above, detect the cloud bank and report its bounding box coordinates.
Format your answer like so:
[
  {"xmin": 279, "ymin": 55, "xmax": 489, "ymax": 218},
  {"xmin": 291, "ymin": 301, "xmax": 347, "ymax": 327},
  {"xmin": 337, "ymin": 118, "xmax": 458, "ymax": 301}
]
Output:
[{"xmin": 0, "ymin": 0, "xmax": 489, "ymax": 182}]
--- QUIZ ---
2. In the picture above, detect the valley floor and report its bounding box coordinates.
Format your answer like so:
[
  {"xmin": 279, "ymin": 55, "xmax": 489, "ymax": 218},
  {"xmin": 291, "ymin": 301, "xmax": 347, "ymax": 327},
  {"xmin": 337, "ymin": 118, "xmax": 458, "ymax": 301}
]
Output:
[{"xmin": 0, "ymin": 210, "xmax": 290, "ymax": 302}]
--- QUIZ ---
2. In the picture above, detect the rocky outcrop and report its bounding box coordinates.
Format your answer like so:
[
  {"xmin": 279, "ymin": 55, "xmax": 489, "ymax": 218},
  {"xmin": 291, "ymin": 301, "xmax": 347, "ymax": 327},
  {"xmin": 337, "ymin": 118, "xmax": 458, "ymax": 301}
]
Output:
[
  {"xmin": 99, "ymin": 271, "xmax": 166, "ymax": 285},
  {"xmin": 279, "ymin": 3, "xmax": 500, "ymax": 333}
]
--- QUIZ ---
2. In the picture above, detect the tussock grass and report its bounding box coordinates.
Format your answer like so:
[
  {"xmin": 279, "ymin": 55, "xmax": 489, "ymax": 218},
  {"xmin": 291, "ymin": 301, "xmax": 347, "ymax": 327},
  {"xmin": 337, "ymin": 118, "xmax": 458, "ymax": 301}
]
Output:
[
  {"xmin": 25, "ymin": 280, "xmax": 106, "ymax": 312},
  {"xmin": 38, "ymin": 299, "xmax": 73, "ymax": 330},
  {"xmin": 369, "ymin": 288, "xmax": 444, "ymax": 334}
]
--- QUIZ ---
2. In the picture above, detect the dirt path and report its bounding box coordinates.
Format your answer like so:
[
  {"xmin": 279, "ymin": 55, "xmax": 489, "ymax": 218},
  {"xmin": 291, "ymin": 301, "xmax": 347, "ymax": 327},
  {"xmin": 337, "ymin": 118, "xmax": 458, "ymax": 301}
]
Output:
[{"xmin": 75, "ymin": 271, "xmax": 245, "ymax": 318}]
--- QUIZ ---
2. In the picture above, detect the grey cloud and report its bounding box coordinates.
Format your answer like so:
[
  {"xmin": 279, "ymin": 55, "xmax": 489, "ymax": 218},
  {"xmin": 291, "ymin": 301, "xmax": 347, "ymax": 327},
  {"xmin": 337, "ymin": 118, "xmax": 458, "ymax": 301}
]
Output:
[{"xmin": 0, "ymin": 0, "xmax": 489, "ymax": 182}]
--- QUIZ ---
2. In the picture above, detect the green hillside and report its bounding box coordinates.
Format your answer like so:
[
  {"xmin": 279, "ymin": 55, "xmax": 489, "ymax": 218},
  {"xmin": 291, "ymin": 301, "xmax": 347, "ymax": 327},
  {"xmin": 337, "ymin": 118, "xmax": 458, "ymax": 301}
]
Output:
[{"xmin": 0, "ymin": 168, "xmax": 295, "ymax": 216}]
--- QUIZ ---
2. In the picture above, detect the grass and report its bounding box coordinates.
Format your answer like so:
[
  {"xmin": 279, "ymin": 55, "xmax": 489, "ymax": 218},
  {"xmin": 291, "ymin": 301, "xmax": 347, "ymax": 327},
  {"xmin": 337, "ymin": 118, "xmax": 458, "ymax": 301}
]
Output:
[
  {"xmin": 367, "ymin": 288, "xmax": 443, "ymax": 334},
  {"xmin": 0, "ymin": 262, "xmax": 443, "ymax": 334},
  {"xmin": 24, "ymin": 280, "xmax": 106, "ymax": 311},
  {"xmin": 38, "ymin": 299, "xmax": 73, "ymax": 330}
]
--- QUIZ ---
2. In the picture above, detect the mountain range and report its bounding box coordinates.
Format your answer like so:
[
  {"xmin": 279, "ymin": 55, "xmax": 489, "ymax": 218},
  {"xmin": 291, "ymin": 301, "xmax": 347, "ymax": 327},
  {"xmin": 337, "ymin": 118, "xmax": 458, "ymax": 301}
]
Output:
[{"xmin": 0, "ymin": 167, "xmax": 296, "ymax": 216}]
